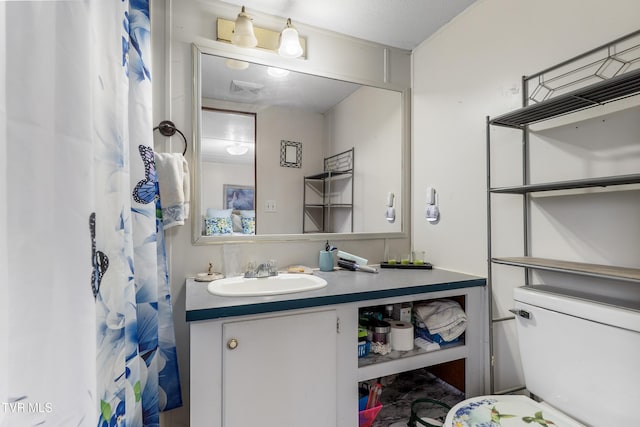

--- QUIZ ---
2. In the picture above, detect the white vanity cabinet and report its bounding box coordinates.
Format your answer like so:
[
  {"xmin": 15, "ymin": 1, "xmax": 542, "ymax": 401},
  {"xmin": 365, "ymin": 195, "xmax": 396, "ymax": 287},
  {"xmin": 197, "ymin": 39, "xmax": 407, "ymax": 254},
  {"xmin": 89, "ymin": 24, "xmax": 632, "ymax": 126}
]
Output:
[
  {"xmin": 190, "ymin": 308, "xmax": 338, "ymax": 427},
  {"xmin": 187, "ymin": 269, "xmax": 487, "ymax": 426}
]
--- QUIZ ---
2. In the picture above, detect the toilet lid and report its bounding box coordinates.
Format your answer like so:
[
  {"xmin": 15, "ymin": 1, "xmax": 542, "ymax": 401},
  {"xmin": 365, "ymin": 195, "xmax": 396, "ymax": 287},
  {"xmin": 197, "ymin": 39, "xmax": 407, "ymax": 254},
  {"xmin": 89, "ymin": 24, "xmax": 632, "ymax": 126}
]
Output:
[{"xmin": 444, "ymin": 395, "xmax": 585, "ymax": 427}]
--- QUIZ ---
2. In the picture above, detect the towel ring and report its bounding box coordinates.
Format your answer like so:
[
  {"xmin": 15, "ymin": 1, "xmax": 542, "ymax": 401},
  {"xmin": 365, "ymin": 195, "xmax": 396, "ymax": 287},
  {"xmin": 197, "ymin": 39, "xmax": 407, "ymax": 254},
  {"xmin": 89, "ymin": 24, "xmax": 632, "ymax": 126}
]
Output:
[{"xmin": 153, "ymin": 120, "xmax": 187, "ymax": 156}]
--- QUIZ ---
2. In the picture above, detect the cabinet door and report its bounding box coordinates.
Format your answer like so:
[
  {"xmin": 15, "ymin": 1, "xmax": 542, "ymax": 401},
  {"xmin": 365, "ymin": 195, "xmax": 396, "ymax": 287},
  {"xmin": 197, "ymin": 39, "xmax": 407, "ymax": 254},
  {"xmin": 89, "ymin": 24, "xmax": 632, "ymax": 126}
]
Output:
[{"xmin": 222, "ymin": 309, "xmax": 337, "ymax": 427}]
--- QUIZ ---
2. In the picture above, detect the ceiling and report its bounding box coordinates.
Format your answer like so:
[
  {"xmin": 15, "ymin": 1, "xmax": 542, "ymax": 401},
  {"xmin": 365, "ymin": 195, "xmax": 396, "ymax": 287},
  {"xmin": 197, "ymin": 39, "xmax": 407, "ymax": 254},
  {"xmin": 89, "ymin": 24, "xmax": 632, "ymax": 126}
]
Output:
[{"xmin": 219, "ymin": 0, "xmax": 477, "ymax": 51}]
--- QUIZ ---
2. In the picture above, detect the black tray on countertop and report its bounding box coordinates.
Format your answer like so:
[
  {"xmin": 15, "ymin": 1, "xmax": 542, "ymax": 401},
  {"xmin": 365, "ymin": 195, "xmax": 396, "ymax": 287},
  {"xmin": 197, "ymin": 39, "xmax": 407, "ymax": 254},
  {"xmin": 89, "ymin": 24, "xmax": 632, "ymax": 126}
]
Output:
[{"xmin": 380, "ymin": 262, "xmax": 433, "ymax": 269}]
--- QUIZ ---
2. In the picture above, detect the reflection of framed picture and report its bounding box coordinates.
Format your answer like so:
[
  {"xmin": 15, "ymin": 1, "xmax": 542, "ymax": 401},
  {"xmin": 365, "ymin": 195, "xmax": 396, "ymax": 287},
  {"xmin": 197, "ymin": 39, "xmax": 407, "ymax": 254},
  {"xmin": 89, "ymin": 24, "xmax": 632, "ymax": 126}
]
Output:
[{"xmin": 223, "ymin": 184, "xmax": 255, "ymax": 210}]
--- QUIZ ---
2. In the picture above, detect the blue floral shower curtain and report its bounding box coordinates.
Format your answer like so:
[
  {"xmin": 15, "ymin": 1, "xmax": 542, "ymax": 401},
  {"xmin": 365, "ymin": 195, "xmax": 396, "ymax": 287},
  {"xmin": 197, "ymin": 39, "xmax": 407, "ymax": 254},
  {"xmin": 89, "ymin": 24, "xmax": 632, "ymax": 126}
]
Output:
[{"xmin": 1, "ymin": 1, "xmax": 182, "ymax": 426}]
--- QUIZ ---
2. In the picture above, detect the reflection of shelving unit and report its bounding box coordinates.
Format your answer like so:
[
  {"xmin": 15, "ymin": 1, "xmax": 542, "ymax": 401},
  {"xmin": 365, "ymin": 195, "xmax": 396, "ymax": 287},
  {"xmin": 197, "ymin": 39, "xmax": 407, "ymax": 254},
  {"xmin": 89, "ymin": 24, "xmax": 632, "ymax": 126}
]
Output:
[
  {"xmin": 487, "ymin": 30, "xmax": 640, "ymax": 393},
  {"xmin": 303, "ymin": 148, "xmax": 354, "ymax": 233}
]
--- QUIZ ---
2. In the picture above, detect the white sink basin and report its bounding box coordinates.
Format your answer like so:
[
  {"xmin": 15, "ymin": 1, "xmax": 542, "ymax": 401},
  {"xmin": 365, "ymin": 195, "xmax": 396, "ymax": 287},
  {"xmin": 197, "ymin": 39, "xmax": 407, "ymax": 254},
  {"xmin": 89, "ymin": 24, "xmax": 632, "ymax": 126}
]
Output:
[{"xmin": 207, "ymin": 273, "xmax": 328, "ymax": 297}]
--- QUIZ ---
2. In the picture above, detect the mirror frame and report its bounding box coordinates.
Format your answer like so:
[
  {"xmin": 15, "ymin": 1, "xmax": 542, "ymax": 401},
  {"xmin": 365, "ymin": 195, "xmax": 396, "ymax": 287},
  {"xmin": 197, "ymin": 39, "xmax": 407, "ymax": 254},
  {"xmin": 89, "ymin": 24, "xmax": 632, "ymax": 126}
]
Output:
[{"xmin": 191, "ymin": 43, "xmax": 411, "ymax": 244}]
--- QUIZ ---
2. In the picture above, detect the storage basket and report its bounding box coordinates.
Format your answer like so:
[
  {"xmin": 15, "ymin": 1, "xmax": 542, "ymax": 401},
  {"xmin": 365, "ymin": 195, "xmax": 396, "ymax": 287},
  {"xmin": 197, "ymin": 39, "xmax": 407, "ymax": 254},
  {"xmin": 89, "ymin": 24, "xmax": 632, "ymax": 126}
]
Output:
[{"xmin": 358, "ymin": 402, "xmax": 382, "ymax": 427}]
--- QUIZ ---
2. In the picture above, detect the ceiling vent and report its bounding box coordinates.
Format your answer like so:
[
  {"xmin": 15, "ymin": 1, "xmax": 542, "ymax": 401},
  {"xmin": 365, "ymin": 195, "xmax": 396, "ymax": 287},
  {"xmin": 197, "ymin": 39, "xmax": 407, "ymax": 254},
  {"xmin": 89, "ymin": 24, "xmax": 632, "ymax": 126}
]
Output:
[{"xmin": 230, "ymin": 79, "xmax": 264, "ymax": 95}]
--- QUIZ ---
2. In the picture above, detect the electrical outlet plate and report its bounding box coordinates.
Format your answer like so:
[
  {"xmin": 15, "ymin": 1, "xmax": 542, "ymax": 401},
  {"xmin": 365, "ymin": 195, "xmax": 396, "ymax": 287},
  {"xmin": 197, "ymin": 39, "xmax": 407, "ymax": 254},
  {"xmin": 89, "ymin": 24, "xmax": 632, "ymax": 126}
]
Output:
[{"xmin": 265, "ymin": 200, "xmax": 277, "ymax": 212}]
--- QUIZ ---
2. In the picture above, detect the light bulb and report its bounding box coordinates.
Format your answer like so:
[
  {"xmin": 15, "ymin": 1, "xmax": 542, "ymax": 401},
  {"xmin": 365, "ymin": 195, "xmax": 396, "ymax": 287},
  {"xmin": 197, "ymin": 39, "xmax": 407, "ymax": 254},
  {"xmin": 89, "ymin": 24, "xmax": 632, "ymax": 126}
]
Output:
[
  {"xmin": 278, "ymin": 19, "xmax": 303, "ymax": 58},
  {"xmin": 232, "ymin": 7, "xmax": 258, "ymax": 48}
]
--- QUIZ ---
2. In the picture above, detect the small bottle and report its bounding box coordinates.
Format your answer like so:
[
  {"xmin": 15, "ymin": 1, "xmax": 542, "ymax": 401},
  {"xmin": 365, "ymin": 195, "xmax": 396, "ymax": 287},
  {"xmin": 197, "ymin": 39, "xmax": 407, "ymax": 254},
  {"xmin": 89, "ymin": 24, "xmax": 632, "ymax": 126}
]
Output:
[{"xmin": 385, "ymin": 305, "xmax": 394, "ymax": 319}]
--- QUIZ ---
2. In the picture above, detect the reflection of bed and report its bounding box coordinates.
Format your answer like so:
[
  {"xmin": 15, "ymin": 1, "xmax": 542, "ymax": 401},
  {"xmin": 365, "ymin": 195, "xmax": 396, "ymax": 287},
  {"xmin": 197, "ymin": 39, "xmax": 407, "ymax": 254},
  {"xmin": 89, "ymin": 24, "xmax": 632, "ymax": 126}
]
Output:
[{"xmin": 203, "ymin": 208, "xmax": 255, "ymax": 236}]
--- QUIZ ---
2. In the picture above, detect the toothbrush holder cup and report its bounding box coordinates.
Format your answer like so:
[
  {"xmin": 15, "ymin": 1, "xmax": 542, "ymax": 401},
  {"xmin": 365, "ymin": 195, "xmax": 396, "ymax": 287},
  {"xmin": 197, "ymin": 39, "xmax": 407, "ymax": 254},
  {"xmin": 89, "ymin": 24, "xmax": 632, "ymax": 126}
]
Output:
[{"xmin": 319, "ymin": 250, "xmax": 334, "ymax": 272}]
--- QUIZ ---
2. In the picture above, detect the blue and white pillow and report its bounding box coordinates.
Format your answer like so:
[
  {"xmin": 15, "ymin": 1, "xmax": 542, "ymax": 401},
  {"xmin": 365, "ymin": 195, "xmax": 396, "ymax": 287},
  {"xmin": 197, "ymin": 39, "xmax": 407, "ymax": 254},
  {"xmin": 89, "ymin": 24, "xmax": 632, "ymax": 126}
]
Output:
[
  {"xmin": 204, "ymin": 208, "xmax": 233, "ymax": 235},
  {"xmin": 239, "ymin": 210, "xmax": 255, "ymax": 235}
]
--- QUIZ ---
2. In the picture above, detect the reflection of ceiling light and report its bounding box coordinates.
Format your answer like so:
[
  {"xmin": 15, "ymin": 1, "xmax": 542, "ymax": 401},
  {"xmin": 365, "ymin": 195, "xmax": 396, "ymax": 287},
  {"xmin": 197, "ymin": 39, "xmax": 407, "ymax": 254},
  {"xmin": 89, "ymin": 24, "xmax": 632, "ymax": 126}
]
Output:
[
  {"xmin": 231, "ymin": 6, "xmax": 258, "ymax": 48},
  {"xmin": 267, "ymin": 67, "xmax": 290, "ymax": 77},
  {"xmin": 278, "ymin": 18, "xmax": 303, "ymax": 58},
  {"xmin": 225, "ymin": 58, "xmax": 249, "ymax": 70},
  {"xmin": 226, "ymin": 143, "xmax": 249, "ymax": 156}
]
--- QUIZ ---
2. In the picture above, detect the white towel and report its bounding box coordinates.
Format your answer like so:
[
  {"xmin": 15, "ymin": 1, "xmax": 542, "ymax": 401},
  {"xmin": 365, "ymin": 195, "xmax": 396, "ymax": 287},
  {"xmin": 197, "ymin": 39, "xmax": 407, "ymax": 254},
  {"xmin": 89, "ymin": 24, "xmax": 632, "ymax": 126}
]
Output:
[
  {"xmin": 154, "ymin": 152, "xmax": 190, "ymax": 229},
  {"xmin": 413, "ymin": 299, "xmax": 466, "ymax": 342}
]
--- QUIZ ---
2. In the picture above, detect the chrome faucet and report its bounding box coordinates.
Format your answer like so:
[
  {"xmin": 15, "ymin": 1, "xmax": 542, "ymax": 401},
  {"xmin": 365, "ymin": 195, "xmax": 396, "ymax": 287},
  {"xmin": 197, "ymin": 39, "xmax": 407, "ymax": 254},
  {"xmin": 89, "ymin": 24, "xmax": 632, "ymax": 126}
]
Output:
[{"xmin": 244, "ymin": 262, "xmax": 278, "ymax": 278}]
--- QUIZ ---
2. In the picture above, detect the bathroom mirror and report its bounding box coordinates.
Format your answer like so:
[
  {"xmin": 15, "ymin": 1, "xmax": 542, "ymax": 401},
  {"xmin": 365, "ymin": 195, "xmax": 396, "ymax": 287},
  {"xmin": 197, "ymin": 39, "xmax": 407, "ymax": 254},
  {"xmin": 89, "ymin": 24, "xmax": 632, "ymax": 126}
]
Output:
[{"xmin": 192, "ymin": 44, "xmax": 410, "ymax": 243}]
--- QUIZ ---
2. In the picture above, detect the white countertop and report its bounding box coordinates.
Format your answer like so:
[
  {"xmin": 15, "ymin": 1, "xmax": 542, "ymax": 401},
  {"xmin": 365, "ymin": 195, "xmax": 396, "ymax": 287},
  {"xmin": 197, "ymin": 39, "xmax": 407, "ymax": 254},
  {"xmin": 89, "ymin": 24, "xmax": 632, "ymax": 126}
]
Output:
[{"xmin": 186, "ymin": 267, "xmax": 485, "ymax": 321}]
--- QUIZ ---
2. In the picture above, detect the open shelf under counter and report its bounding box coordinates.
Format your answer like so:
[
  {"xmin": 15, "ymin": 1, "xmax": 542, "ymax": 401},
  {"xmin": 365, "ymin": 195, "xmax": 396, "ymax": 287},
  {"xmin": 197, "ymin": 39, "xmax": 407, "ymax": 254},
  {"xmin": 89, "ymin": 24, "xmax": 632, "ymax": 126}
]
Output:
[{"xmin": 357, "ymin": 341, "xmax": 467, "ymax": 382}]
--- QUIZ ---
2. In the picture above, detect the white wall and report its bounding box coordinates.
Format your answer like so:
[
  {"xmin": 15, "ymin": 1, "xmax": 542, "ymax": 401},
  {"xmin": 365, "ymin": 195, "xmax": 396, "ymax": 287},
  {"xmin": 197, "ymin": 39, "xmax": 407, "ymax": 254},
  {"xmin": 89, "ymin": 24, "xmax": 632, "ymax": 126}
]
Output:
[
  {"xmin": 412, "ymin": 0, "xmax": 640, "ymax": 393},
  {"xmin": 152, "ymin": 1, "xmax": 411, "ymax": 425}
]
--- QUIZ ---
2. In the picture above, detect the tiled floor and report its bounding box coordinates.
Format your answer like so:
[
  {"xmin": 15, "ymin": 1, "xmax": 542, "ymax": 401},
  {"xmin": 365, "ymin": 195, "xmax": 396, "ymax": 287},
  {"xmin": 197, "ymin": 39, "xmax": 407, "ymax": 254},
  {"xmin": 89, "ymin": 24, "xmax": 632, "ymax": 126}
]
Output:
[{"xmin": 366, "ymin": 368, "xmax": 465, "ymax": 427}]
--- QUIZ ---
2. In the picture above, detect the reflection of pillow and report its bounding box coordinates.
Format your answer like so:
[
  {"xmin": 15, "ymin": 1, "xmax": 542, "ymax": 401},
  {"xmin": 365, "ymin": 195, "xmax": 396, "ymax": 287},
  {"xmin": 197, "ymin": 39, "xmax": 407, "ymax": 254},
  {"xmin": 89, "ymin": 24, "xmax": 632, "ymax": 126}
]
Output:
[
  {"xmin": 231, "ymin": 213, "xmax": 243, "ymax": 232},
  {"xmin": 204, "ymin": 217, "xmax": 233, "ymax": 235},
  {"xmin": 241, "ymin": 216, "xmax": 255, "ymax": 235},
  {"xmin": 238, "ymin": 210, "xmax": 255, "ymax": 235},
  {"xmin": 206, "ymin": 208, "xmax": 233, "ymax": 219}
]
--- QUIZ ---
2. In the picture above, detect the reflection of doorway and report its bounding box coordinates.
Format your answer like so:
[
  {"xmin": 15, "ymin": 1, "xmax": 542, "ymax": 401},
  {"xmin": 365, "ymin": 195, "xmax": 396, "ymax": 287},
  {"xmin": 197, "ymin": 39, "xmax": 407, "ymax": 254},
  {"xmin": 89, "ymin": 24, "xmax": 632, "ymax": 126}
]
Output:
[
  {"xmin": 201, "ymin": 108, "xmax": 255, "ymax": 164},
  {"xmin": 200, "ymin": 108, "xmax": 256, "ymax": 229}
]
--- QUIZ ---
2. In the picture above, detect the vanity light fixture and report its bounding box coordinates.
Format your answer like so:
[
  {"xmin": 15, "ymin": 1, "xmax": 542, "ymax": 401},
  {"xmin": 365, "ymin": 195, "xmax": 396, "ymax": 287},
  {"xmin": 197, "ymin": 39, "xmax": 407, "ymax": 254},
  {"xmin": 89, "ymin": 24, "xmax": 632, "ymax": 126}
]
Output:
[
  {"xmin": 385, "ymin": 192, "xmax": 396, "ymax": 223},
  {"xmin": 226, "ymin": 143, "xmax": 249, "ymax": 156},
  {"xmin": 217, "ymin": 13, "xmax": 307, "ymax": 58},
  {"xmin": 278, "ymin": 18, "xmax": 303, "ymax": 58},
  {"xmin": 231, "ymin": 6, "xmax": 258, "ymax": 48}
]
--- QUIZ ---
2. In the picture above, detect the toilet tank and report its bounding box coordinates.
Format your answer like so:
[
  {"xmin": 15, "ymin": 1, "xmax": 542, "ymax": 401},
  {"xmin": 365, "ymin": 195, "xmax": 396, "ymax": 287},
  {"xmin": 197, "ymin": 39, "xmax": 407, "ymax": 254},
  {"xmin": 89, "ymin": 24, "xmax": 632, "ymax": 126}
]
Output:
[{"xmin": 513, "ymin": 285, "xmax": 640, "ymax": 427}]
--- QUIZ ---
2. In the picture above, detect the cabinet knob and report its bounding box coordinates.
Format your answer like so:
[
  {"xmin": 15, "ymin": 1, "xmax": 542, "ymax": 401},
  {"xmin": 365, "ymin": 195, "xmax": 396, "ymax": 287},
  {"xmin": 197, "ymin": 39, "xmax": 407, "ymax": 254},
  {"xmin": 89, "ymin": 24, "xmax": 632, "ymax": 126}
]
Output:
[{"xmin": 227, "ymin": 338, "xmax": 238, "ymax": 350}]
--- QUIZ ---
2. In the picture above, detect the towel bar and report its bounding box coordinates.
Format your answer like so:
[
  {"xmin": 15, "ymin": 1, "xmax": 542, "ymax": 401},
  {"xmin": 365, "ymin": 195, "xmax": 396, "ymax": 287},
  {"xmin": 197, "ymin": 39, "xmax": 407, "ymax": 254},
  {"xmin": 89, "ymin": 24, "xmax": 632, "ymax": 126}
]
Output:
[{"xmin": 153, "ymin": 120, "xmax": 187, "ymax": 156}]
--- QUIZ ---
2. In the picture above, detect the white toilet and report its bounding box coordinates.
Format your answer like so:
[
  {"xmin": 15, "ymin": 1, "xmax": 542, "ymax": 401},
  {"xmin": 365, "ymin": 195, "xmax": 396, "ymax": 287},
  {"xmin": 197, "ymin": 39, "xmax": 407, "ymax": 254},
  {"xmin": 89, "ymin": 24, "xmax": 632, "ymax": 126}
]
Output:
[{"xmin": 444, "ymin": 285, "xmax": 640, "ymax": 427}]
